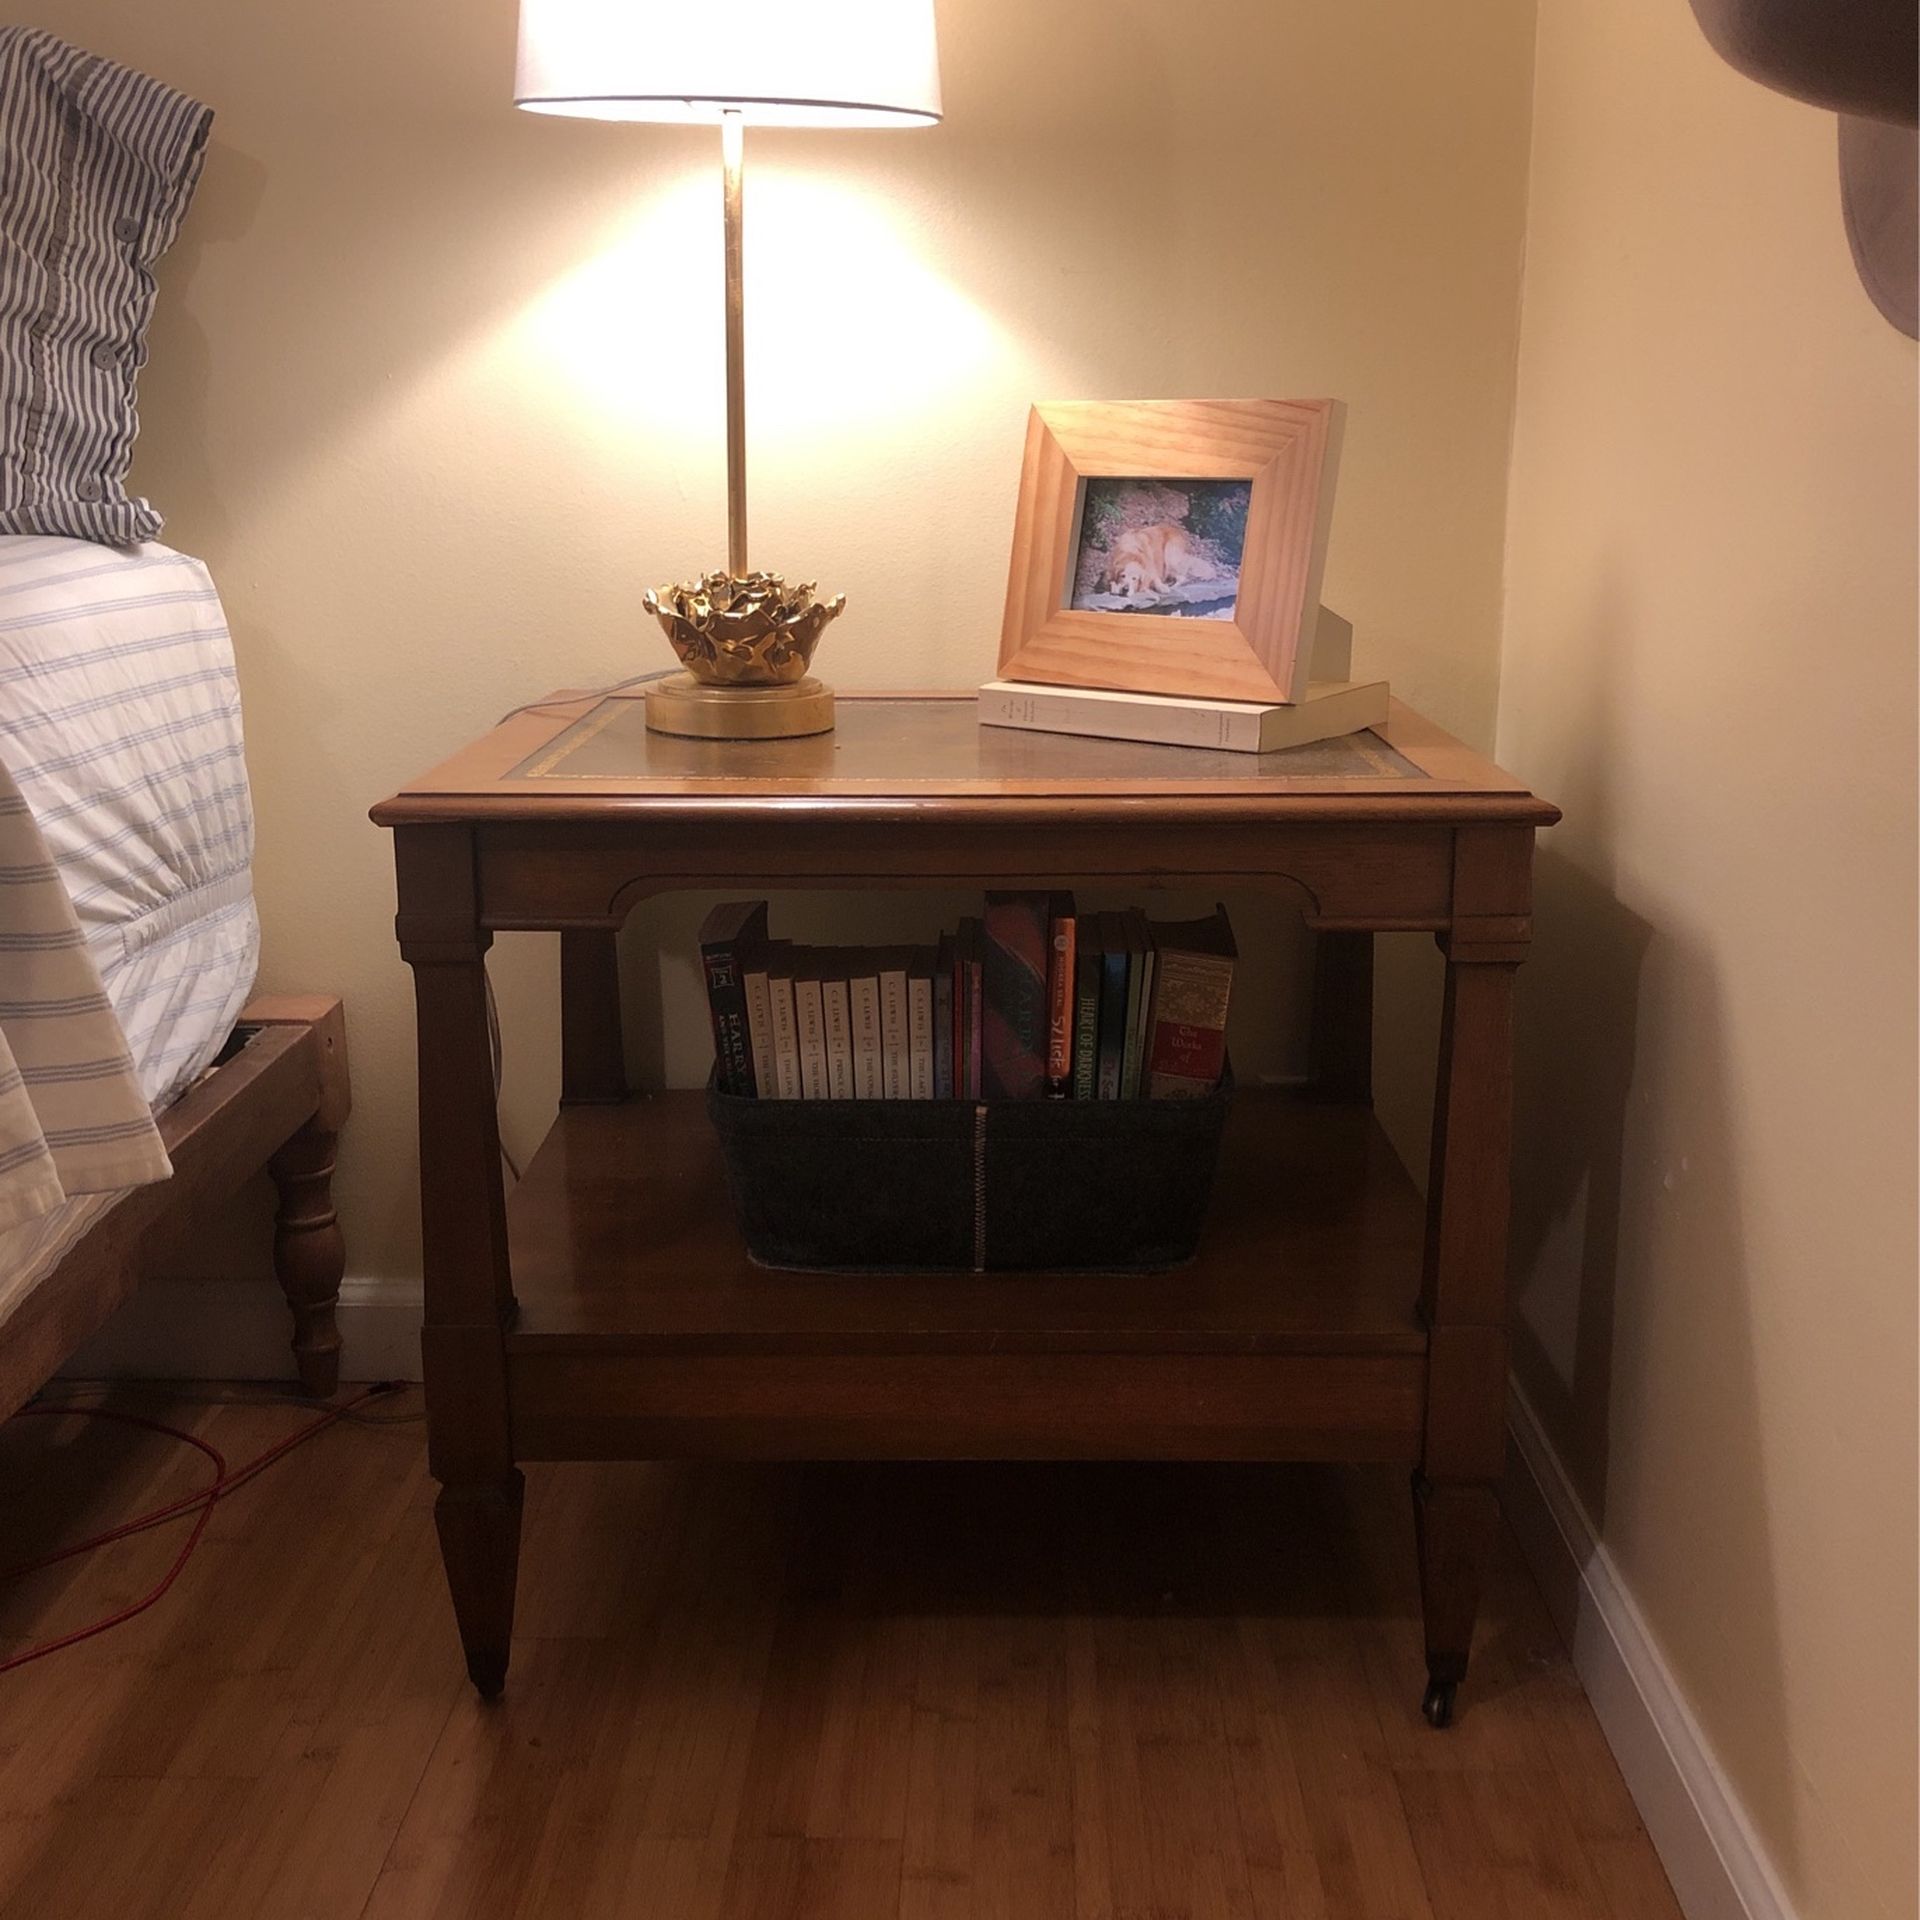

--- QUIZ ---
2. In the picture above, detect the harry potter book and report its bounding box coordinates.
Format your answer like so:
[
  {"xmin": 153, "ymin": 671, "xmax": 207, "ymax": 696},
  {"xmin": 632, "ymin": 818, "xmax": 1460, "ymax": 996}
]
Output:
[
  {"xmin": 699, "ymin": 900, "xmax": 768, "ymax": 1096},
  {"xmin": 848, "ymin": 952, "xmax": 883, "ymax": 1099},
  {"xmin": 879, "ymin": 948, "xmax": 911, "ymax": 1099}
]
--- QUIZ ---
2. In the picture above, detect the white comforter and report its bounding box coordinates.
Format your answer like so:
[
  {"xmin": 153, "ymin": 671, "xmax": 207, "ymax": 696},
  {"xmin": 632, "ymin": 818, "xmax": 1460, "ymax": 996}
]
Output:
[{"xmin": 0, "ymin": 534, "xmax": 259, "ymax": 1307}]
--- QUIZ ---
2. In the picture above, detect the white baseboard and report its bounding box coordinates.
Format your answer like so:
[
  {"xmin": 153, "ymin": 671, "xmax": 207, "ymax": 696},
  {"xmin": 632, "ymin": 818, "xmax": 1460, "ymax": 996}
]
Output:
[
  {"xmin": 61, "ymin": 1275, "xmax": 423, "ymax": 1385},
  {"xmin": 1504, "ymin": 1384, "xmax": 1797, "ymax": 1920}
]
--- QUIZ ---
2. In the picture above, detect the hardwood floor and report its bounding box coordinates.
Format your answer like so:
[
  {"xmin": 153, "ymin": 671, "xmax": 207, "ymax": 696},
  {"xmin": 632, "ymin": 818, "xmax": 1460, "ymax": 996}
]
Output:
[{"xmin": 0, "ymin": 1389, "xmax": 1681, "ymax": 1920}]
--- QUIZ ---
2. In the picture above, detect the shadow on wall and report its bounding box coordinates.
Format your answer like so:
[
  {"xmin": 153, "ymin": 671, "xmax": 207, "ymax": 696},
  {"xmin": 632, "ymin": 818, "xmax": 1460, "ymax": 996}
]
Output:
[
  {"xmin": 1504, "ymin": 582, "xmax": 1801, "ymax": 1886},
  {"xmin": 1509, "ymin": 846, "xmax": 1651, "ymax": 1524},
  {"xmin": 143, "ymin": 138, "xmax": 268, "ymax": 556}
]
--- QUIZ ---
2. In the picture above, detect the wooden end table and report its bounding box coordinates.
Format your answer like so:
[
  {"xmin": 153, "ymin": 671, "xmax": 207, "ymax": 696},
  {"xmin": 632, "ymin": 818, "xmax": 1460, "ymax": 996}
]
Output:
[{"xmin": 373, "ymin": 692, "xmax": 1557, "ymax": 1726}]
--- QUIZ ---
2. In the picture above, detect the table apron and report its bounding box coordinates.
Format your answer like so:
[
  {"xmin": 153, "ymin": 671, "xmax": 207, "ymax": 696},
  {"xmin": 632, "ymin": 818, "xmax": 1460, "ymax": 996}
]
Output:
[
  {"xmin": 472, "ymin": 818, "xmax": 1459, "ymax": 932},
  {"xmin": 508, "ymin": 1350, "xmax": 1427, "ymax": 1464}
]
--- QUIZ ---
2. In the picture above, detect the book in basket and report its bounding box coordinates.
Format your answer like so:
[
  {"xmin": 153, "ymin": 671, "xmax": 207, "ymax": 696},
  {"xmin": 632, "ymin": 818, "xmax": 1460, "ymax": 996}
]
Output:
[{"xmin": 1146, "ymin": 909, "xmax": 1237, "ymax": 1099}]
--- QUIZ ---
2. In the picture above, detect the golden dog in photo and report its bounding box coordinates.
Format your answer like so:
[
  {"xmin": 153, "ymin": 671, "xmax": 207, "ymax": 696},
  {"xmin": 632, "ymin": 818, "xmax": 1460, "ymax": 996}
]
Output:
[{"xmin": 1098, "ymin": 522, "xmax": 1221, "ymax": 599}]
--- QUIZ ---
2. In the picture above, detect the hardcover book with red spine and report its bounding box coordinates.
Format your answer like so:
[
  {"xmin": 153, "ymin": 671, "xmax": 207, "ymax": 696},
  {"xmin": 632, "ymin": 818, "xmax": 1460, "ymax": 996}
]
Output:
[
  {"xmin": 982, "ymin": 892, "xmax": 1050, "ymax": 1100},
  {"xmin": 1145, "ymin": 908, "xmax": 1237, "ymax": 1098}
]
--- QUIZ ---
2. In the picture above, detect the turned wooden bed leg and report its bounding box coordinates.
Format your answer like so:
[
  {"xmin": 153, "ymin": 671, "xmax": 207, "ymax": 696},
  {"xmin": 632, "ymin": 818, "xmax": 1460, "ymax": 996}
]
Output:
[
  {"xmin": 269, "ymin": 1121, "xmax": 345, "ymax": 1398},
  {"xmin": 244, "ymin": 996, "xmax": 352, "ymax": 1398}
]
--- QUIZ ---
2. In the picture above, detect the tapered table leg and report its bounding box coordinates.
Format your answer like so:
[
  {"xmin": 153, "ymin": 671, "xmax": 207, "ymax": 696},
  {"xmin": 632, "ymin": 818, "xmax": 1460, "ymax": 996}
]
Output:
[
  {"xmin": 434, "ymin": 1471, "xmax": 525, "ymax": 1697},
  {"xmin": 1413, "ymin": 823, "xmax": 1531, "ymax": 1726},
  {"xmin": 397, "ymin": 824, "xmax": 522, "ymax": 1696},
  {"xmin": 1413, "ymin": 1474, "xmax": 1499, "ymax": 1726}
]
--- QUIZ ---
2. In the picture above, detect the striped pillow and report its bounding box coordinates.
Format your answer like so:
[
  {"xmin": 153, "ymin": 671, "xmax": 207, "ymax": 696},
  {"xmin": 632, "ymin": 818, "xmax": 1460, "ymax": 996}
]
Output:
[{"xmin": 0, "ymin": 29, "xmax": 211, "ymax": 549}]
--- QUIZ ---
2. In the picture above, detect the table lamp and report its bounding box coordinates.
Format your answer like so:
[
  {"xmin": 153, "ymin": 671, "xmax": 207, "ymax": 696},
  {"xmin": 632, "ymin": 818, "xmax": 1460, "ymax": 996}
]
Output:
[{"xmin": 515, "ymin": 0, "xmax": 944, "ymax": 740}]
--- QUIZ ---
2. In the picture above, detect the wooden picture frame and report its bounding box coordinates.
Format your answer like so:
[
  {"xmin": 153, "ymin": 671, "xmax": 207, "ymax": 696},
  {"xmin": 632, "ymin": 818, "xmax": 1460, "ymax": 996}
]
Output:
[{"xmin": 997, "ymin": 398, "xmax": 1346, "ymax": 705}]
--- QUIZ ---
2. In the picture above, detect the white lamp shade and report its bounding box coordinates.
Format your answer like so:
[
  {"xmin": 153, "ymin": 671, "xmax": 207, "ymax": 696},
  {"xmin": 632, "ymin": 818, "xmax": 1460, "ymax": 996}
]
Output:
[{"xmin": 515, "ymin": 0, "xmax": 942, "ymax": 127}]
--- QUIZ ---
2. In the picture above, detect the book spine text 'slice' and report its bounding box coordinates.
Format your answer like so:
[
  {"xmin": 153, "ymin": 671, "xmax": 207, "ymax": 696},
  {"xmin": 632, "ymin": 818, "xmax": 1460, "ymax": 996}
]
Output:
[
  {"xmin": 1045, "ymin": 896, "xmax": 1076, "ymax": 1098},
  {"xmin": 822, "ymin": 976, "xmax": 854, "ymax": 1100},
  {"xmin": 1072, "ymin": 929, "xmax": 1101, "ymax": 1102},
  {"xmin": 982, "ymin": 892, "xmax": 1050, "ymax": 1100},
  {"xmin": 768, "ymin": 971, "xmax": 801, "ymax": 1101},
  {"xmin": 908, "ymin": 954, "xmax": 935, "ymax": 1100},
  {"xmin": 795, "ymin": 975, "xmax": 828, "ymax": 1100},
  {"xmin": 850, "ymin": 972, "xmax": 882, "ymax": 1100},
  {"xmin": 880, "ymin": 958, "xmax": 909, "ymax": 1100}
]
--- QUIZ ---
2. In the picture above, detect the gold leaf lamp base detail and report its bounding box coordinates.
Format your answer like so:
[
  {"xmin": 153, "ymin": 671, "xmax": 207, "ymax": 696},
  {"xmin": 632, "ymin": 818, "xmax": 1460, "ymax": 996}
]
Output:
[
  {"xmin": 644, "ymin": 672, "xmax": 835, "ymax": 740},
  {"xmin": 643, "ymin": 569, "xmax": 844, "ymax": 739}
]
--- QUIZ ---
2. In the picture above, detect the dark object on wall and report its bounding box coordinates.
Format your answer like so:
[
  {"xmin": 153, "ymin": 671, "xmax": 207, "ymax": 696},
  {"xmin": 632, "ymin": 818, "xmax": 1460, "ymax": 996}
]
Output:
[
  {"xmin": 1840, "ymin": 116, "xmax": 1919, "ymax": 337},
  {"xmin": 1686, "ymin": 0, "xmax": 1918, "ymax": 337},
  {"xmin": 1686, "ymin": 0, "xmax": 1915, "ymax": 122}
]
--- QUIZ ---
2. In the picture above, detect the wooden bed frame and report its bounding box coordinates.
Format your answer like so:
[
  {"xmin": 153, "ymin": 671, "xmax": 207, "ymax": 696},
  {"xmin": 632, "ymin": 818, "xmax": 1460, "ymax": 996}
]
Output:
[{"xmin": 0, "ymin": 995, "xmax": 350, "ymax": 1424}]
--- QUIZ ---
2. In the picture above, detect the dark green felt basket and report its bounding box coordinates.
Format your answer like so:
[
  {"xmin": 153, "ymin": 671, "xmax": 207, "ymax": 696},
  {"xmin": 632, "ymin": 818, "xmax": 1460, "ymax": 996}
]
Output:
[{"xmin": 707, "ymin": 1068, "xmax": 1232, "ymax": 1273}]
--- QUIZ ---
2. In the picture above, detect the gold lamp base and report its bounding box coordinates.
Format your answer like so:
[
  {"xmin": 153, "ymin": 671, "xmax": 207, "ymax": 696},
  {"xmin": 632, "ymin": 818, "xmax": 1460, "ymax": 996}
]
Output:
[
  {"xmin": 642, "ymin": 569, "xmax": 844, "ymax": 740},
  {"xmin": 644, "ymin": 672, "xmax": 836, "ymax": 740}
]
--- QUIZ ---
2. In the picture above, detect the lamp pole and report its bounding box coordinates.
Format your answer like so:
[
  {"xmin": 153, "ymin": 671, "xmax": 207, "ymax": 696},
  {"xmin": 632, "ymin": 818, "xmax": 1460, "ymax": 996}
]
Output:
[{"xmin": 721, "ymin": 107, "xmax": 748, "ymax": 577}]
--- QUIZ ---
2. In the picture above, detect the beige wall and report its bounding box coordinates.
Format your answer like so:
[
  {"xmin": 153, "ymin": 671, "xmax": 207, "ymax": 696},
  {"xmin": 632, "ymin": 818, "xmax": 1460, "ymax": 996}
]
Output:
[
  {"xmin": 1500, "ymin": 3, "xmax": 1919, "ymax": 1917},
  {"xmin": 31, "ymin": 0, "xmax": 1920, "ymax": 1911},
  {"xmin": 35, "ymin": 0, "xmax": 1537, "ymax": 1279}
]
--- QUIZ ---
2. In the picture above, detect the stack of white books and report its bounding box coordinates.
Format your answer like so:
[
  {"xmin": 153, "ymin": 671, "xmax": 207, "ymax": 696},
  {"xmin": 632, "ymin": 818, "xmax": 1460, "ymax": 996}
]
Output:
[{"xmin": 978, "ymin": 606, "xmax": 1388, "ymax": 755}]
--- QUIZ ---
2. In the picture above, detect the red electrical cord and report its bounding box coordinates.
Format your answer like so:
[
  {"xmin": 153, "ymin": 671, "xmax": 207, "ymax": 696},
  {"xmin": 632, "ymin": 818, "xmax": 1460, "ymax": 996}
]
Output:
[{"xmin": 0, "ymin": 1385, "xmax": 396, "ymax": 1676}]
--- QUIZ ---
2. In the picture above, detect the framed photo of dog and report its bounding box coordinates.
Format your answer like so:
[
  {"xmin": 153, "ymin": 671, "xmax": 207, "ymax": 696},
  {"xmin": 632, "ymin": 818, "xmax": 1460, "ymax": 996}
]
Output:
[{"xmin": 997, "ymin": 398, "xmax": 1346, "ymax": 704}]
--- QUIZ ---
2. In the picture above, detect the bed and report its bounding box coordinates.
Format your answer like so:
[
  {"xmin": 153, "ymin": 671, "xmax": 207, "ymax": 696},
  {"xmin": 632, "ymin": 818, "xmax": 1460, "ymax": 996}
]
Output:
[{"xmin": 0, "ymin": 535, "xmax": 348, "ymax": 1420}]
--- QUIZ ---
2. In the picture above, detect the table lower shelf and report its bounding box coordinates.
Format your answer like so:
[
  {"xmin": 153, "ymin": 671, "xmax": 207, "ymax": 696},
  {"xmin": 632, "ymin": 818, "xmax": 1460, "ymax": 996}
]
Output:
[{"xmin": 502, "ymin": 1089, "xmax": 1432, "ymax": 1464}]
